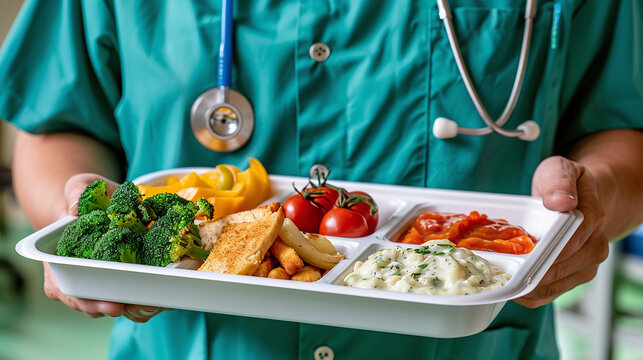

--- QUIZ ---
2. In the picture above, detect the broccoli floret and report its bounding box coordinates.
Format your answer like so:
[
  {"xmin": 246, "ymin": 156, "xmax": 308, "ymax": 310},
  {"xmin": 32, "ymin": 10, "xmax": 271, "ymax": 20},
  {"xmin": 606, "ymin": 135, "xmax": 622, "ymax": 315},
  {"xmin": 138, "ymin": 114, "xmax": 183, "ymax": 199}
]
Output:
[
  {"xmin": 91, "ymin": 226, "xmax": 142, "ymax": 263},
  {"xmin": 56, "ymin": 210, "xmax": 109, "ymax": 258},
  {"xmin": 143, "ymin": 193, "xmax": 214, "ymax": 221},
  {"xmin": 106, "ymin": 181, "xmax": 149, "ymax": 232},
  {"xmin": 142, "ymin": 192, "xmax": 196, "ymax": 217},
  {"xmin": 195, "ymin": 197, "xmax": 214, "ymax": 220},
  {"xmin": 140, "ymin": 204, "xmax": 209, "ymax": 267},
  {"xmin": 137, "ymin": 201, "xmax": 157, "ymax": 224},
  {"xmin": 78, "ymin": 180, "xmax": 110, "ymax": 216}
]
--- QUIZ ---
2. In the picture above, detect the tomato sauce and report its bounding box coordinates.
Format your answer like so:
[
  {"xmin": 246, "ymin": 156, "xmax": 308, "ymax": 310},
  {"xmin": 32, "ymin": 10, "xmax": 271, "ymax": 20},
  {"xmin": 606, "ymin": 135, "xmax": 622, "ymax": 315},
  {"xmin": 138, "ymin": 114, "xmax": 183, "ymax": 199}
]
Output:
[{"xmin": 398, "ymin": 211, "xmax": 536, "ymax": 255}]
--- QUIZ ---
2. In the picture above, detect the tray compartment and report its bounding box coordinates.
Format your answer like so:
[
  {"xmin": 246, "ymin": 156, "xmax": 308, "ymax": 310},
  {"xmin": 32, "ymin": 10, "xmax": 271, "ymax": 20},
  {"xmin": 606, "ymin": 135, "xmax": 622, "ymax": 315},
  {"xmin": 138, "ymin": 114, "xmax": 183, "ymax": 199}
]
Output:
[
  {"xmin": 383, "ymin": 201, "xmax": 561, "ymax": 247},
  {"xmin": 29, "ymin": 216, "xmax": 366, "ymax": 286},
  {"xmin": 311, "ymin": 237, "xmax": 368, "ymax": 284},
  {"xmin": 266, "ymin": 190, "xmax": 409, "ymax": 237},
  {"xmin": 139, "ymin": 170, "xmax": 411, "ymax": 236},
  {"xmin": 330, "ymin": 241, "xmax": 525, "ymax": 296},
  {"xmin": 376, "ymin": 200, "xmax": 581, "ymax": 299}
]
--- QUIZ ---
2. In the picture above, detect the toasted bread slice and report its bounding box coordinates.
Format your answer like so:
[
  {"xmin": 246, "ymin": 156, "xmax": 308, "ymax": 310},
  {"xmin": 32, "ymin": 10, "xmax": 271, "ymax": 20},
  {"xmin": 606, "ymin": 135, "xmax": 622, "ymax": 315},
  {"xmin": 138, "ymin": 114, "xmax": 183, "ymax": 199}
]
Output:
[{"xmin": 198, "ymin": 202, "xmax": 284, "ymax": 275}]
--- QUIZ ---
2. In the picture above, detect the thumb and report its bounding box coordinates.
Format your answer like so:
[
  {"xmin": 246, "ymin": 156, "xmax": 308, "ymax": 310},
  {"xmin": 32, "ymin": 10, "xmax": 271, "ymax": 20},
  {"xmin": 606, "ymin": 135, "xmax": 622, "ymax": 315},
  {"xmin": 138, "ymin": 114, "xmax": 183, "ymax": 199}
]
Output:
[
  {"xmin": 531, "ymin": 156, "xmax": 581, "ymax": 212},
  {"xmin": 63, "ymin": 173, "xmax": 119, "ymax": 216}
]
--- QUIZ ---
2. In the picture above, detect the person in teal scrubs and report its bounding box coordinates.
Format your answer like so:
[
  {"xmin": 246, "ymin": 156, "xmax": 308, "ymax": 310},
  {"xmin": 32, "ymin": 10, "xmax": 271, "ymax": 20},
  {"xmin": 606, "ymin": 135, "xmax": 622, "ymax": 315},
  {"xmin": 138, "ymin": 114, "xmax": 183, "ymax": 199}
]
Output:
[{"xmin": 2, "ymin": 0, "xmax": 643, "ymax": 359}]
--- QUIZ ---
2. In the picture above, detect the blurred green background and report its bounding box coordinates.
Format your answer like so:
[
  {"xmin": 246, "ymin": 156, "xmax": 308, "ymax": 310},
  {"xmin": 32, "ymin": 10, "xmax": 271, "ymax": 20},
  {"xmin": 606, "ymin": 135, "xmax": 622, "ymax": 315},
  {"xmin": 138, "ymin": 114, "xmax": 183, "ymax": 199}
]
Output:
[{"xmin": 1, "ymin": 1, "xmax": 642, "ymax": 359}]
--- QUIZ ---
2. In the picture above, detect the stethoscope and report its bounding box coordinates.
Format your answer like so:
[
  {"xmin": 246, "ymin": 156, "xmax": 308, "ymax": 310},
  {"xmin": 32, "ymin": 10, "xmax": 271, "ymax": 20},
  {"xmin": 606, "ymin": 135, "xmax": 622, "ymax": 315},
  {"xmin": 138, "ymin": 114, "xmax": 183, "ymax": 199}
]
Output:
[
  {"xmin": 433, "ymin": 0, "xmax": 541, "ymax": 141},
  {"xmin": 191, "ymin": 0, "xmax": 541, "ymax": 152},
  {"xmin": 191, "ymin": 0, "xmax": 254, "ymax": 152}
]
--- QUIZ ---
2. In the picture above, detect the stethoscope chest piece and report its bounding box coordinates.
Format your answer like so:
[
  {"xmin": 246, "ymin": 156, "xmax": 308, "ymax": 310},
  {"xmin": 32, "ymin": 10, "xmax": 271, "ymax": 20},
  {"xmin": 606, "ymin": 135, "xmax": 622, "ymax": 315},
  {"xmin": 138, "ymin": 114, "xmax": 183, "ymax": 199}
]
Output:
[
  {"xmin": 191, "ymin": 87, "xmax": 255, "ymax": 152},
  {"xmin": 190, "ymin": 0, "xmax": 254, "ymax": 152}
]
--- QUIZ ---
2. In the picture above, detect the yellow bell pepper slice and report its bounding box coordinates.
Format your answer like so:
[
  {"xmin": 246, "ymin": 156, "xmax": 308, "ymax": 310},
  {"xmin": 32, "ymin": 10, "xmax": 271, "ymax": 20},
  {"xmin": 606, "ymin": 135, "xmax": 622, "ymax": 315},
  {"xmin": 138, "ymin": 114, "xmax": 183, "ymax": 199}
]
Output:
[
  {"xmin": 249, "ymin": 158, "xmax": 271, "ymax": 199},
  {"xmin": 178, "ymin": 172, "xmax": 211, "ymax": 188},
  {"xmin": 175, "ymin": 183, "xmax": 246, "ymax": 202},
  {"xmin": 207, "ymin": 196, "xmax": 247, "ymax": 220},
  {"xmin": 233, "ymin": 158, "xmax": 271, "ymax": 209},
  {"xmin": 138, "ymin": 183, "xmax": 192, "ymax": 197},
  {"xmin": 198, "ymin": 171, "xmax": 221, "ymax": 189},
  {"xmin": 165, "ymin": 176, "xmax": 180, "ymax": 185},
  {"xmin": 238, "ymin": 172, "xmax": 262, "ymax": 210},
  {"xmin": 138, "ymin": 159, "xmax": 271, "ymax": 216}
]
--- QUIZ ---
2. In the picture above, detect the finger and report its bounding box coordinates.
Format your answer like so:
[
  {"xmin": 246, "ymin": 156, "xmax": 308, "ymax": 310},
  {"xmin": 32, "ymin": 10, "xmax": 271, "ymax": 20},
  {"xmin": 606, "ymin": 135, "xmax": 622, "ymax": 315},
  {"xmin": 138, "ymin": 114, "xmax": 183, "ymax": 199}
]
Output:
[
  {"xmin": 53, "ymin": 287, "xmax": 124, "ymax": 317},
  {"xmin": 70, "ymin": 297, "xmax": 125, "ymax": 318},
  {"xmin": 538, "ymin": 231, "xmax": 609, "ymax": 286},
  {"xmin": 43, "ymin": 263, "xmax": 124, "ymax": 317},
  {"xmin": 553, "ymin": 170, "xmax": 605, "ymax": 263},
  {"xmin": 63, "ymin": 174, "xmax": 119, "ymax": 216},
  {"xmin": 514, "ymin": 265, "xmax": 599, "ymax": 308},
  {"xmin": 531, "ymin": 156, "xmax": 580, "ymax": 212}
]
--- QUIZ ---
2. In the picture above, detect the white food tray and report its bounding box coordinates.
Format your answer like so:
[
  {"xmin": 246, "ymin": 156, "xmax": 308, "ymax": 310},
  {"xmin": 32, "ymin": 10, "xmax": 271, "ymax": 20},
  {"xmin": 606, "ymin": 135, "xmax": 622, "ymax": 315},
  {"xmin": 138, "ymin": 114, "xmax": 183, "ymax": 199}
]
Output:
[{"xmin": 16, "ymin": 168, "xmax": 583, "ymax": 338}]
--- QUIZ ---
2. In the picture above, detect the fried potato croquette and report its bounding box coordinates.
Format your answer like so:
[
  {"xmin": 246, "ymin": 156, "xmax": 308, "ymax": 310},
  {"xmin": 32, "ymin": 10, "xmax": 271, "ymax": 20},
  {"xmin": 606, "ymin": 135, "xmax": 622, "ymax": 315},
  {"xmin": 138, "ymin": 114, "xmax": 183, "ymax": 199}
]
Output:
[
  {"xmin": 291, "ymin": 268, "xmax": 322, "ymax": 282},
  {"xmin": 270, "ymin": 239, "xmax": 304, "ymax": 275},
  {"xmin": 267, "ymin": 267, "xmax": 291, "ymax": 280},
  {"xmin": 253, "ymin": 255, "xmax": 276, "ymax": 277},
  {"xmin": 300, "ymin": 265, "xmax": 321, "ymax": 274}
]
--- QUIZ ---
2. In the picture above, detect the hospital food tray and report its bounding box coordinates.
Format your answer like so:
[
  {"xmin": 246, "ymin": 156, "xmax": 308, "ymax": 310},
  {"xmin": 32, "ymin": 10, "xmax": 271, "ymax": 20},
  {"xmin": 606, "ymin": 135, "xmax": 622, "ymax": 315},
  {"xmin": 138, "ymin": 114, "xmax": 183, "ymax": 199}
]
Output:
[{"xmin": 16, "ymin": 168, "xmax": 582, "ymax": 338}]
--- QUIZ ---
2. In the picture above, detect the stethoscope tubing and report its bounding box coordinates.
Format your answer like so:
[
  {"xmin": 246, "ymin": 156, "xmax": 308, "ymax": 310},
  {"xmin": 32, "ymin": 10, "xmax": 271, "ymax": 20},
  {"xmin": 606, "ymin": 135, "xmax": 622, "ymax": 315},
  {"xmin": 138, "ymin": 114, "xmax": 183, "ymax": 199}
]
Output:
[
  {"xmin": 219, "ymin": 0, "xmax": 233, "ymax": 95},
  {"xmin": 437, "ymin": 0, "xmax": 538, "ymax": 138}
]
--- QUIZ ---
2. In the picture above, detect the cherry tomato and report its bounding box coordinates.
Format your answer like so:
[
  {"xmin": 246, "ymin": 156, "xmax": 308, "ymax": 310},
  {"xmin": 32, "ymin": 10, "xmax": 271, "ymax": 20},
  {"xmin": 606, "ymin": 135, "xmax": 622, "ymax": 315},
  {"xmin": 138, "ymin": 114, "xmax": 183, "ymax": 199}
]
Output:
[
  {"xmin": 283, "ymin": 194, "xmax": 325, "ymax": 233},
  {"xmin": 348, "ymin": 191, "xmax": 379, "ymax": 233},
  {"xmin": 309, "ymin": 186, "xmax": 339, "ymax": 213},
  {"xmin": 319, "ymin": 208, "xmax": 370, "ymax": 238}
]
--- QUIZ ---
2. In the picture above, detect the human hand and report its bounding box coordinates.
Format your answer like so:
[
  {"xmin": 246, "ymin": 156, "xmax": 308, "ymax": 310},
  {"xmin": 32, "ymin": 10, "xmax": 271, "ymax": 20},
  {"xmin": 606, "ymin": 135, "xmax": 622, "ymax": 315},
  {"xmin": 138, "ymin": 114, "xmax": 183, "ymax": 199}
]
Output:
[
  {"xmin": 43, "ymin": 173, "xmax": 167, "ymax": 322},
  {"xmin": 514, "ymin": 156, "xmax": 609, "ymax": 308}
]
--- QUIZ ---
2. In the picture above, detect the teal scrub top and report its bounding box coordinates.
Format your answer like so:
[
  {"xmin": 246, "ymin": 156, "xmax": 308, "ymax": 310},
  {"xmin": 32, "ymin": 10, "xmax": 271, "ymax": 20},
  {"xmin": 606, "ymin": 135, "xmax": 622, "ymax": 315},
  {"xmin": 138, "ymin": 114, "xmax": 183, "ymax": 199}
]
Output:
[{"xmin": 1, "ymin": 0, "xmax": 642, "ymax": 359}]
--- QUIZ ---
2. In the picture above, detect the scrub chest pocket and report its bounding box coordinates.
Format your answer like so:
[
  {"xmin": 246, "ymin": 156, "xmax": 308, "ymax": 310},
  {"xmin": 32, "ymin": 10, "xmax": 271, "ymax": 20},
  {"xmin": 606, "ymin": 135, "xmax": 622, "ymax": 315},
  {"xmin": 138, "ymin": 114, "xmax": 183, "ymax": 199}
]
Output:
[{"xmin": 427, "ymin": 1, "xmax": 572, "ymax": 194}]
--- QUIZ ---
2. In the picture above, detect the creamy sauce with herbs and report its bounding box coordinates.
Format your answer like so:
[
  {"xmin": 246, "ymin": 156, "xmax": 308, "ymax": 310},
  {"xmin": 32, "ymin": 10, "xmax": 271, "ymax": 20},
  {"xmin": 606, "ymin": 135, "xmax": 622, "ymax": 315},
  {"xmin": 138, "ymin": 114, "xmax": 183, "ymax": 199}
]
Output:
[{"xmin": 344, "ymin": 240, "xmax": 511, "ymax": 295}]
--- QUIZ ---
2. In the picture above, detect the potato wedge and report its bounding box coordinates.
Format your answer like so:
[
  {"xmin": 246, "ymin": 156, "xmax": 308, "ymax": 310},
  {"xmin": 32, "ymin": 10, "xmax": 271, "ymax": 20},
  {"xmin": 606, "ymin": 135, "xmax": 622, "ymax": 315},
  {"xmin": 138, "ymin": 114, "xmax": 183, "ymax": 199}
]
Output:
[
  {"xmin": 303, "ymin": 233, "xmax": 338, "ymax": 255},
  {"xmin": 279, "ymin": 219, "xmax": 344, "ymax": 270}
]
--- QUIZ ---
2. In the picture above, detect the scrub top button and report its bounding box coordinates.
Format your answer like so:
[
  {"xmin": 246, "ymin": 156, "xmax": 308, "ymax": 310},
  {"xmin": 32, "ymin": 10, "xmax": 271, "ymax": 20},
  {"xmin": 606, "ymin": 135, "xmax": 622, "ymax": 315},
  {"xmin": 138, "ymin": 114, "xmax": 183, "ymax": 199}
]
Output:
[
  {"xmin": 313, "ymin": 345, "xmax": 334, "ymax": 360},
  {"xmin": 309, "ymin": 43, "xmax": 330, "ymax": 62}
]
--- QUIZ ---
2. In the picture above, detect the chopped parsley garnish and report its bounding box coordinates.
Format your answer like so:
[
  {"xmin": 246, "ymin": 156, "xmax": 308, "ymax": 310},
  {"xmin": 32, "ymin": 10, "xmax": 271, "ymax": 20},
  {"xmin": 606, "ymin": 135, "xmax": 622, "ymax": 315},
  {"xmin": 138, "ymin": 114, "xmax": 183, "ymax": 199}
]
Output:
[
  {"xmin": 414, "ymin": 244, "xmax": 454, "ymax": 256},
  {"xmin": 414, "ymin": 247, "xmax": 431, "ymax": 255},
  {"xmin": 437, "ymin": 244, "xmax": 455, "ymax": 252},
  {"xmin": 418, "ymin": 264, "xmax": 428, "ymax": 268}
]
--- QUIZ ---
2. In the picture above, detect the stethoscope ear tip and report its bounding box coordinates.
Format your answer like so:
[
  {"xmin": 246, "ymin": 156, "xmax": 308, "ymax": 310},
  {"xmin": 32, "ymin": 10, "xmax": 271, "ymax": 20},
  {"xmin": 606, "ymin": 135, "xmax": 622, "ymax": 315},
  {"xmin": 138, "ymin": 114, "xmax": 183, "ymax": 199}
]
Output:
[
  {"xmin": 433, "ymin": 117, "xmax": 459, "ymax": 139},
  {"xmin": 517, "ymin": 120, "xmax": 540, "ymax": 141}
]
